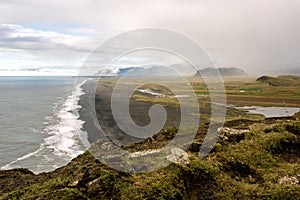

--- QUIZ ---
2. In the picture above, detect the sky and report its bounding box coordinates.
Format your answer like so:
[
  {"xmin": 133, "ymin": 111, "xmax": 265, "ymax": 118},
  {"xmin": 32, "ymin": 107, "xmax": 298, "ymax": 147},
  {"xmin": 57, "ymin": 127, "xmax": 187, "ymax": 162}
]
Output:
[{"xmin": 0, "ymin": 0, "xmax": 299, "ymax": 76}]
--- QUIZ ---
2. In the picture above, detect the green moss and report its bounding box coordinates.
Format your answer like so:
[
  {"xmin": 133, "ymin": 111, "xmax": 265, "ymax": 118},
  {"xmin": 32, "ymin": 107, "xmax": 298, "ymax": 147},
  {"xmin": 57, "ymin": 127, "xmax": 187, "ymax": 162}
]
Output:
[
  {"xmin": 121, "ymin": 165, "xmax": 186, "ymax": 200},
  {"xmin": 263, "ymin": 132, "xmax": 297, "ymax": 153},
  {"xmin": 214, "ymin": 142, "xmax": 223, "ymax": 152},
  {"xmin": 285, "ymin": 122, "xmax": 300, "ymax": 135},
  {"xmin": 1, "ymin": 119, "xmax": 300, "ymax": 199},
  {"xmin": 44, "ymin": 188, "xmax": 86, "ymax": 200},
  {"xmin": 272, "ymin": 124, "xmax": 285, "ymax": 133}
]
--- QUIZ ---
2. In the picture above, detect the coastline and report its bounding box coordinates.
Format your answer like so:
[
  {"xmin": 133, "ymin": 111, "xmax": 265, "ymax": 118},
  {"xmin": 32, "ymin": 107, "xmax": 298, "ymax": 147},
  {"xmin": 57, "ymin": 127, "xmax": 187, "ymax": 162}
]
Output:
[
  {"xmin": 78, "ymin": 78, "xmax": 299, "ymax": 147},
  {"xmin": 1, "ymin": 77, "xmax": 87, "ymax": 174},
  {"xmin": 1, "ymin": 116, "xmax": 300, "ymax": 199},
  {"xmin": 78, "ymin": 80, "xmax": 103, "ymax": 144},
  {"xmin": 1, "ymin": 78, "xmax": 300, "ymax": 199},
  {"xmin": 78, "ymin": 78, "xmax": 182, "ymax": 147},
  {"xmin": 78, "ymin": 79, "xmax": 145, "ymax": 147}
]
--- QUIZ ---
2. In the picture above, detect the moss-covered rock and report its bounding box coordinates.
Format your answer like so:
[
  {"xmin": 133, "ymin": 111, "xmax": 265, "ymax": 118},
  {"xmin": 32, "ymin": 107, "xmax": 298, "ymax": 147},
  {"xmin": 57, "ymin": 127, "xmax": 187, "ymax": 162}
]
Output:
[{"xmin": 1, "ymin": 119, "xmax": 300, "ymax": 199}]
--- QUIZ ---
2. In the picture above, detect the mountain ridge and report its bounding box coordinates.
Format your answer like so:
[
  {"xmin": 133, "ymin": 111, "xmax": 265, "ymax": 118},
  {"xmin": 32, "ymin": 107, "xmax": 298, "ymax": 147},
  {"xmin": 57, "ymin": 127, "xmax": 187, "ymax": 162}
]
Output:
[{"xmin": 194, "ymin": 67, "xmax": 248, "ymax": 77}]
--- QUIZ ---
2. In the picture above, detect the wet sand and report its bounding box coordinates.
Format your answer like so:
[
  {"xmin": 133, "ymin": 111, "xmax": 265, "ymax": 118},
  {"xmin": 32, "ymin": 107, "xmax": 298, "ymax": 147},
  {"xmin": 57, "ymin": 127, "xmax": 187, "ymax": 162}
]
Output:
[{"xmin": 79, "ymin": 79, "xmax": 181, "ymax": 147}]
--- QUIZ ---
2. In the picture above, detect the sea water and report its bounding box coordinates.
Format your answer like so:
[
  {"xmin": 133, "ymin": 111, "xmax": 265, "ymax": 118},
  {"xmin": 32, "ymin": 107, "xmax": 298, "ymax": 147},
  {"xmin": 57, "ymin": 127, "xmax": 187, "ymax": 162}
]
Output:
[
  {"xmin": 0, "ymin": 77, "xmax": 88, "ymax": 174},
  {"xmin": 236, "ymin": 106, "xmax": 300, "ymax": 118}
]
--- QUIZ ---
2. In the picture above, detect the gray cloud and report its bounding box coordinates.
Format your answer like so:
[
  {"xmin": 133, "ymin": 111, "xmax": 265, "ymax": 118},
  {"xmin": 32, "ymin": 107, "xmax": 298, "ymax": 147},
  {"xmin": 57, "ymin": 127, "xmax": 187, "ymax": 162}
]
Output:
[
  {"xmin": 0, "ymin": 24, "xmax": 95, "ymax": 52},
  {"xmin": 0, "ymin": 65, "xmax": 79, "ymax": 76},
  {"xmin": 0, "ymin": 0, "xmax": 299, "ymax": 75},
  {"xmin": 0, "ymin": 24, "xmax": 100, "ymax": 72}
]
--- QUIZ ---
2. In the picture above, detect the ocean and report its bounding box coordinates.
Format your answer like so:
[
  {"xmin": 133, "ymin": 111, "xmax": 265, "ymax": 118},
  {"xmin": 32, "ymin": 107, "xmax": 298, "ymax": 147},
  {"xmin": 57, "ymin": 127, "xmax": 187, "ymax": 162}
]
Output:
[{"xmin": 0, "ymin": 77, "xmax": 88, "ymax": 174}]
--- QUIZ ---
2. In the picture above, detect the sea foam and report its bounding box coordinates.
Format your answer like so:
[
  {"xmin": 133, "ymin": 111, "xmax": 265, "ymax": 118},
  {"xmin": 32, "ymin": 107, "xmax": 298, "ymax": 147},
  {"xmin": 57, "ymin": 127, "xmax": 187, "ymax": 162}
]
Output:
[{"xmin": 1, "ymin": 80, "xmax": 90, "ymax": 173}]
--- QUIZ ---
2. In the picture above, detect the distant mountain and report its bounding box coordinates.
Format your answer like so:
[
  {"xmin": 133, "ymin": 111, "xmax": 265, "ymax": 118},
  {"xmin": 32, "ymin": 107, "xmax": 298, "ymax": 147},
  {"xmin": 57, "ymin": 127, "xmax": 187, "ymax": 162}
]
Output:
[
  {"xmin": 194, "ymin": 67, "xmax": 247, "ymax": 77},
  {"xmin": 117, "ymin": 66, "xmax": 183, "ymax": 76},
  {"xmin": 116, "ymin": 66, "xmax": 248, "ymax": 77},
  {"xmin": 256, "ymin": 75, "xmax": 300, "ymax": 86},
  {"xmin": 117, "ymin": 67, "xmax": 138, "ymax": 76}
]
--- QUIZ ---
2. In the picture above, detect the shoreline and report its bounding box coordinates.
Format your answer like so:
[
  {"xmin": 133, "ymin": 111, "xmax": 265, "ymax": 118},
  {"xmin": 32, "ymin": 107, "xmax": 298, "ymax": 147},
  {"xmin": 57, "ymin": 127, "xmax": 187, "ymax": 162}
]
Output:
[
  {"xmin": 78, "ymin": 79, "xmax": 182, "ymax": 147},
  {"xmin": 1, "ymin": 78, "xmax": 87, "ymax": 174},
  {"xmin": 78, "ymin": 80, "xmax": 103, "ymax": 144},
  {"xmin": 1, "ymin": 116, "xmax": 300, "ymax": 199},
  {"xmin": 78, "ymin": 79, "xmax": 300, "ymax": 146}
]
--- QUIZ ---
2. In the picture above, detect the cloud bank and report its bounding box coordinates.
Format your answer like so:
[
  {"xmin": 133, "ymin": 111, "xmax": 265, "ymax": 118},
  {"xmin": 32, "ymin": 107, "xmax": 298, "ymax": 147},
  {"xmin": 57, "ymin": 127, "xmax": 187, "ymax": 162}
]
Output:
[{"xmin": 0, "ymin": 0, "xmax": 299, "ymax": 75}]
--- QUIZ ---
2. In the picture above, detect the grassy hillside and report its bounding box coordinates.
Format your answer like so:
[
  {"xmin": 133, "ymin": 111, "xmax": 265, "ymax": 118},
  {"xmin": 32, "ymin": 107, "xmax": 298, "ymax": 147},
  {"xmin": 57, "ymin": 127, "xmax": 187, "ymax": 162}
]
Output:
[
  {"xmin": 1, "ymin": 119, "xmax": 299, "ymax": 199},
  {"xmin": 1, "ymin": 76, "xmax": 299, "ymax": 199},
  {"xmin": 256, "ymin": 75, "xmax": 300, "ymax": 87}
]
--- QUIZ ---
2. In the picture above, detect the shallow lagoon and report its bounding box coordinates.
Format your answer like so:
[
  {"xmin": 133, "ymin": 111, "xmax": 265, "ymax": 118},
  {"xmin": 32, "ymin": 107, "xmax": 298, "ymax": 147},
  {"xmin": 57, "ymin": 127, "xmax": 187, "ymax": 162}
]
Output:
[{"xmin": 236, "ymin": 106, "xmax": 300, "ymax": 118}]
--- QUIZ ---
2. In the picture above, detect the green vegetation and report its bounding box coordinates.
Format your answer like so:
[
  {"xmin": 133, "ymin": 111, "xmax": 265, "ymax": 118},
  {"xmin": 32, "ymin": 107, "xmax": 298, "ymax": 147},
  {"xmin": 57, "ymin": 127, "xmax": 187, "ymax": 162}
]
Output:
[
  {"xmin": 1, "ymin": 76, "xmax": 299, "ymax": 199},
  {"xmin": 1, "ymin": 119, "xmax": 300, "ymax": 199},
  {"xmin": 257, "ymin": 75, "xmax": 300, "ymax": 87},
  {"xmin": 124, "ymin": 76, "xmax": 300, "ymax": 107}
]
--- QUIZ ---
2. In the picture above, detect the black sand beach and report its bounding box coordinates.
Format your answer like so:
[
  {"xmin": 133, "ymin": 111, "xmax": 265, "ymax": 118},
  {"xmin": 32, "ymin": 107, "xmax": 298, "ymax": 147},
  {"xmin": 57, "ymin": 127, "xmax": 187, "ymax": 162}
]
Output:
[{"xmin": 78, "ymin": 78, "xmax": 181, "ymax": 147}]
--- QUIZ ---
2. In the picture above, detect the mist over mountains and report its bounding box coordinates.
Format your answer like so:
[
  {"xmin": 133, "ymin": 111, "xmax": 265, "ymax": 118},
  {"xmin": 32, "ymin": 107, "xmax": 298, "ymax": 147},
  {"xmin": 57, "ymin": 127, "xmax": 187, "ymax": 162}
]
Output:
[
  {"xmin": 267, "ymin": 67, "xmax": 300, "ymax": 76},
  {"xmin": 194, "ymin": 67, "xmax": 248, "ymax": 77},
  {"xmin": 115, "ymin": 64, "xmax": 196, "ymax": 76},
  {"xmin": 117, "ymin": 66, "xmax": 177, "ymax": 76},
  {"xmin": 113, "ymin": 65, "xmax": 248, "ymax": 77},
  {"xmin": 106, "ymin": 64, "xmax": 299, "ymax": 77}
]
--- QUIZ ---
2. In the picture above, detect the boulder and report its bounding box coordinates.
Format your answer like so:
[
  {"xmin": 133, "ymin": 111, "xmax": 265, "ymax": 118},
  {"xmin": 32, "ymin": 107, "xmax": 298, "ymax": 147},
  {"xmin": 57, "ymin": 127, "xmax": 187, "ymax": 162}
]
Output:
[
  {"xmin": 166, "ymin": 148, "xmax": 189, "ymax": 165},
  {"xmin": 218, "ymin": 127, "xmax": 249, "ymax": 143},
  {"xmin": 278, "ymin": 175, "xmax": 300, "ymax": 185}
]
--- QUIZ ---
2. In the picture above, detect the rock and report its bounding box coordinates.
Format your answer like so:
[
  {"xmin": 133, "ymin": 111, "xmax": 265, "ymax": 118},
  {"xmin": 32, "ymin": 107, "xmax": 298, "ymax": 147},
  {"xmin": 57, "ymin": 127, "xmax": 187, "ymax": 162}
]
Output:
[
  {"xmin": 101, "ymin": 142, "xmax": 114, "ymax": 150},
  {"xmin": 278, "ymin": 175, "xmax": 299, "ymax": 185},
  {"xmin": 87, "ymin": 177, "xmax": 101, "ymax": 186},
  {"xmin": 218, "ymin": 127, "xmax": 249, "ymax": 143},
  {"xmin": 128, "ymin": 149, "xmax": 161, "ymax": 158},
  {"xmin": 106, "ymin": 154, "xmax": 122, "ymax": 162},
  {"xmin": 166, "ymin": 148, "xmax": 189, "ymax": 165},
  {"xmin": 68, "ymin": 172, "xmax": 84, "ymax": 187}
]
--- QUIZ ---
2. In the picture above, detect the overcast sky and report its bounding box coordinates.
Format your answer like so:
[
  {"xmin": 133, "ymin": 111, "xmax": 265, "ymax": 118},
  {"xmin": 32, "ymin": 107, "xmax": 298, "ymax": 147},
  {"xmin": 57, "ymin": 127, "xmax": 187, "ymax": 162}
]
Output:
[{"xmin": 0, "ymin": 0, "xmax": 299, "ymax": 75}]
